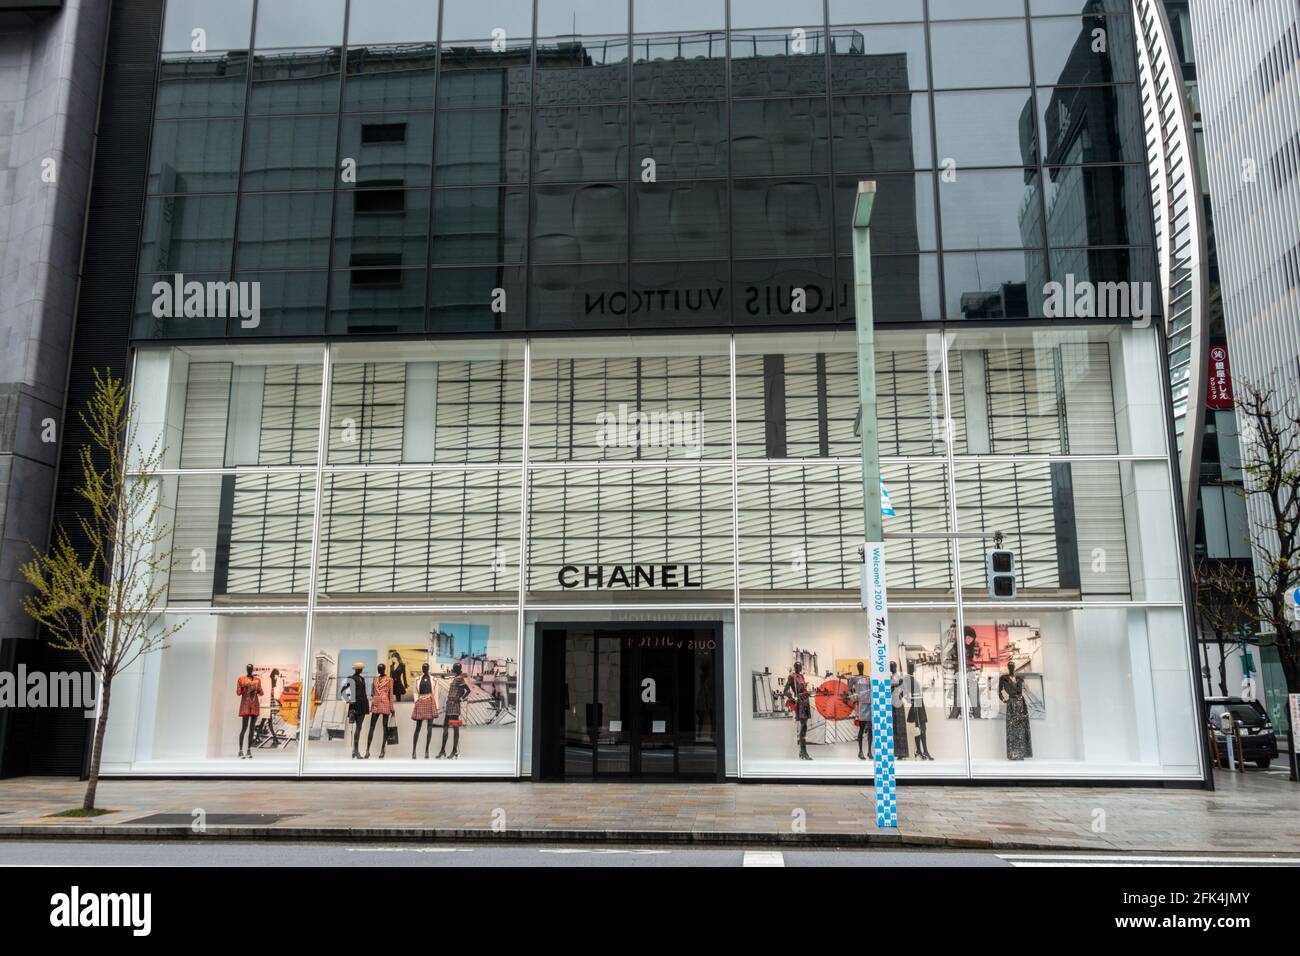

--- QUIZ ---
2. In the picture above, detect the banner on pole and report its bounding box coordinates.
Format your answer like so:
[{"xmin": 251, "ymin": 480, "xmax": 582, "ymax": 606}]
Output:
[{"xmin": 862, "ymin": 541, "xmax": 896, "ymax": 828}]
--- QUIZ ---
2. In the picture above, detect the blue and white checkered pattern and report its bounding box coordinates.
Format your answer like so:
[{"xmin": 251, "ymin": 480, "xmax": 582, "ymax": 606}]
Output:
[{"xmin": 870, "ymin": 677, "xmax": 898, "ymax": 828}]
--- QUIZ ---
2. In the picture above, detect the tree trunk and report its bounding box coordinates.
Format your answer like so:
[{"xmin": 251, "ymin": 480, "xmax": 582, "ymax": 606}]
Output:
[
  {"xmin": 82, "ymin": 675, "xmax": 111, "ymax": 812},
  {"xmin": 1215, "ymin": 631, "xmax": 1228, "ymax": 696}
]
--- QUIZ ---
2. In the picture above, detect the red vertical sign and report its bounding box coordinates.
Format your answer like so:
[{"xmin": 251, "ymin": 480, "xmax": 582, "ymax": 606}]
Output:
[{"xmin": 1206, "ymin": 345, "xmax": 1234, "ymax": 409}]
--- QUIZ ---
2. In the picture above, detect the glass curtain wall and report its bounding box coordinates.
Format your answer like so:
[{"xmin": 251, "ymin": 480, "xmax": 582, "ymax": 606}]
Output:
[{"xmin": 103, "ymin": 325, "xmax": 1202, "ymax": 780}]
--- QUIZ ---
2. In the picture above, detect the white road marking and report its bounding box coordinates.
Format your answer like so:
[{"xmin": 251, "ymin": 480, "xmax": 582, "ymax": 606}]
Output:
[
  {"xmin": 347, "ymin": 847, "xmax": 475, "ymax": 853},
  {"xmin": 743, "ymin": 850, "xmax": 785, "ymax": 867},
  {"xmin": 999, "ymin": 854, "xmax": 1300, "ymax": 867},
  {"xmin": 537, "ymin": 848, "xmax": 669, "ymax": 855}
]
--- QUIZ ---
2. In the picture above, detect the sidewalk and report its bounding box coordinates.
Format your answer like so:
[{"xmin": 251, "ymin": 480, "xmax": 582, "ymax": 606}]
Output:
[{"xmin": 1, "ymin": 771, "xmax": 1297, "ymax": 852}]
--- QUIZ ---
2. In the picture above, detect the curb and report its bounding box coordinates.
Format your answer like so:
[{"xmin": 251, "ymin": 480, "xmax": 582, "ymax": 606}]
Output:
[{"xmin": 0, "ymin": 824, "xmax": 1173, "ymax": 853}]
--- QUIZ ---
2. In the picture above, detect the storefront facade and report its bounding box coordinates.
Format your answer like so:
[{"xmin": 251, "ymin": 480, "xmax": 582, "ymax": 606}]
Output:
[{"xmin": 89, "ymin": 0, "xmax": 1206, "ymax": 782}]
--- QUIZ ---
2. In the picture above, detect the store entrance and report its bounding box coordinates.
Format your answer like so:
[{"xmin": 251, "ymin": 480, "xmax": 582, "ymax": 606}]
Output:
[{"xmin": 534, "ymin": 623, "xmax": 724, "ymax": 782}]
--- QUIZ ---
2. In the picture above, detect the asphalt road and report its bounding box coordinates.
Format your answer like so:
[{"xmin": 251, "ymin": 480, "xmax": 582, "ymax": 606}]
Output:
[{"xmin": 2, "ymin": 841, "xmax": 1298, "ymax": 867}]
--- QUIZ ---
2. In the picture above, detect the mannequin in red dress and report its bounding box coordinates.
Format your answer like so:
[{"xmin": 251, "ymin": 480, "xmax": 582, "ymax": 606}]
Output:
[{"xmin": 236, "ymin": 664, "xmax": 263, "ymax": 759}]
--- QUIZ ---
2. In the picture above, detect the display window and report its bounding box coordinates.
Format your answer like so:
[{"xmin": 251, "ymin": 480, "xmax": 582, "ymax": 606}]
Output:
[
  {"xmin": 303, "ymin": 613, "xmax": 519, "ymax": 774},
  {"xmin": 101, "ymin": 613, "xmax": 307, "ymax": 773},
  {"xmin": 738, "ymin": 610, "xmax": 967, "ymax": 777},
  {"xmin": 960, "ymin": 607, "xmax": 1200, "ymax": 777}
]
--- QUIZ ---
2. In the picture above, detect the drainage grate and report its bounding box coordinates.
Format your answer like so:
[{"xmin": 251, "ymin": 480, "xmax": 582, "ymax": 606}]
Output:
[{"xmin": 130, "ymin": 813, "xmax": 297, "ymax": 826}]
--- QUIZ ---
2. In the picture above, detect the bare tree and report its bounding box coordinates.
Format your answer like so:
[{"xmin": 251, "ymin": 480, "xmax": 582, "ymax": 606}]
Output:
[
  {"xmin": 21, "ymin": 370, "xmax": 182, "ymax": 811},
  {"xmin": 1193, "ymin": 560, "xmax": 1257, "ymax": 697},
  {"xmin": 1234, "ymin": 380, "xmax": 1300, "ymax": 703}
]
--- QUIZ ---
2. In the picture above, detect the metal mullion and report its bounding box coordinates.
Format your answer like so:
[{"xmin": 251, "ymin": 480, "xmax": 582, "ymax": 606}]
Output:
[
  {"xmin": 226, "ymin": 0, "xmax": 262, "ymax": 333},
  {"xmin": 295, "ymin": 345, "xmax": 333, "ymax": 777},
  {"xmin": 514, "ymin": 338, "xmax": 531, "ymax": 777},
  {"xmin": 920, "ymin": 0, "xmax": 947, "ymax": 321},
  {"xmin": 422, "ymin": 0, "xmax": 444, "ymax": 331},
  {"xmin": 729, "ymin": 334, "xmax": 744, "ymax": 777}
]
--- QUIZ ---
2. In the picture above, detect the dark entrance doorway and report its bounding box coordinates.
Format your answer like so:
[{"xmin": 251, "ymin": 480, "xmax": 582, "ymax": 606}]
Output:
[{"xmin": 534, "ymin": 623, "xmax": 724, "ymax": 781}]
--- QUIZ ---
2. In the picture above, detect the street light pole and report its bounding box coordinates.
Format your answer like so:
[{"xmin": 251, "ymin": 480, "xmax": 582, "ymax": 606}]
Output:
[{"xmin": 853, "ymin": 180, "xmax": 897, "ymax": 830}]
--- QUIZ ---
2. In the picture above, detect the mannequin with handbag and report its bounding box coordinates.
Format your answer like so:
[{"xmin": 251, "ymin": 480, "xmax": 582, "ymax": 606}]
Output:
[
  {"xmin": 906, "ymin": 660, "xmax": 933, "ymax": 760},
  {"xmin": 436, "ymin": 662, "xmax": 471, "ymax": 759},
  {"xmin": 411, "ymin": 662, "xmax": 440, "ymax": 759}
]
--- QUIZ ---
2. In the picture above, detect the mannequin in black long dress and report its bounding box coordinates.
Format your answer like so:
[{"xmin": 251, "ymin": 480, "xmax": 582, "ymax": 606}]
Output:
[
  {"xmin": 997, "ymin": 661, "xmax": 1032, "ymax": 760},
  {"xmin": 889, "ymin": 661, "xmax": 909, "ymax": 758}
]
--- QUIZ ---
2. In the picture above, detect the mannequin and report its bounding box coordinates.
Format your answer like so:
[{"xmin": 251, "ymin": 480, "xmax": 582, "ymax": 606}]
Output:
[
  {"xmin": 366, "ymin": 662, "xmax": 395, "ymax": 759},
  {"xmin": 347, "ymin": 662, "xmax": 369, "ymax": 759},
  {"xmin": 997, "ymin": 661, "xmax": 1032, "ymax": 760},
  {"xmin": 410, "ymin": 662, "xmax": 440, "ymax": 758},
  {"xmin": 906, "ymin": 660, "xmax": 932, "ymax": 760},
  {"xmin": 947, "ymin": 625, "xmax": 982, "ymax": 719},
  {"xmin": 388, "ymin": 651, "xmax": 409, "ymax": 703},
  {"xmin": 236, "ymin": 664, "xmax": 263, "ymax": 759},
  {"xmin": 889, "ymin": 661, "xmax": 910, "ymax": 758},
  {"xmin": 848, "ymin": 661, "xmax": 871, "ymax": 760},
  {"xmin": 783, "ymin": 660, "xmax": 812, "ymax": 760},
  {"xmin": 436, "ymin": 662, "xmax": 471, "ymax": 759}
]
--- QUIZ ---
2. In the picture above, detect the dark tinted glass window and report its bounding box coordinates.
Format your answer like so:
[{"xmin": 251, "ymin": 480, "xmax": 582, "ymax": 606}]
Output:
[
  {"xmin": 530, "ymin": 263, "xmax": 629, "ymax": 330},
  {"xmin": 628, "ymin": 260, "xmax": 730, "ymax": 329},
  {"xmin": 442, "ymin": 0, "xmax": 534, "ymax": 42},
  {"xmin": 939, "ymin": 168, "xmax": 1044, "ymax": 250},
  {"xmin": 344, "ymin": 44, "xmax": 437, "ymax": 111},
  {"xmin": 243, "ymin": 115, "xmax": 338, "ymax": 190},
  {"xmin": 156, "ymin": 53, "xmax": 249, "ymax": 119},
  {"xmin": 536, "ymin": 36, "xmax": 629, "ymax": 105},
  {"xmin": 1037, "ymin": 86, "xmax": 1143, "ymax": 164},
  {"xmin": 733, "ymin": 258, "xmax": 837, "ymax": 323},
  {"xmin": 1032, "ymin": 14, "xmax": 1136, "ymax": 86},
  {"xmin": 532, "ymin": 183, "xmax": 629, "ymax": 262},
  {"xmin": 340, "ymin": 113, "xmax": 434, "ymax": 189},
  {"xmin": 438, "ymin": 42, "xmax": 533, "ymax": 109},
  {"xmin": 929, "ymin": 20, "xmax": 1030, "ymax": 89},
  {"xmin": 435, "ymin": 109, "xmax": 531, "ymax": 185},
  {"xmin": 534, "ymin": 105, "xmax": 629, "ymax": 182},
  {"xmin": 632, "ymin": 33, "xmax": 727, "ymax": 100},
  {"xmin": 829, "ymin": 0, "xmax": 923, "ymax": 23},
  {"xmin": 943, "ymin": 251, "xmax": 1046, "ymax": 320},
  {"xmin": 141, "ymin": 195, "xmax": 237, "ymax": 273},
  {"xmin": 834, "ymin": 173, "xmax": 936, "ymax": 255},
  {"xmin": 732, "ymin": 178, "xmax": 833, "ymax": 258},
  {"xmin": 347, "ymin": 0, "xmax": 440, "ymax": 46},
  {"xmin": 249, "ymin": 48, "xmax": 342, "ymax": 114},
  {"xmin": 632, "ymin": 181, "xmax": 729, "ymax": 260},
  {"xmin": 633, "ymin": 0, "xmax": 725, "ymax": 33},
  {"xmin": 934, "ymin": 89, "xmax": 1037, "ymax": 168},
  {"xmin": 837, "ymin": 254, "xmax": 942, "ymax": 323},
  {"xmin": 731, "ymin": 98, "xmax": 829, "ymax": 177},
  {"xmin": 430, "ymin": 264, "xmax": 527, "ymax": 332},
  {"xmin": 930, "ymin": 0, "xmax": 1023, "ymax": 17},
  {"xmin": 336, "ymin": 189, "xmax": 430, "ymax": 267},
  {"xmin": 432, "ymin": 187, "xmax": 529, "ymax": 264},
  {"xmin": 149, "ymin": 119, "xmax": 243, "ymax": 193},
  {"xmin": 1048, "ymin": 248, "xmax": 1156, "ymax": 292},
  {"xmin": 134, "ymin": 272, "xmax": 231, "ymax": 340},
  {"xmin": 236, "ymin": 191, "xmax": 334, "ymax": 269},
  {"xmin": 1045, "ymin": 166, "xmax": 1153, "ymax": 249},
  {"xmin": 162, "ymin": 0, "xmax": 253, "ymax": 52},
  {"xmin": 832, "ymin": 94, "xmax": 931, "ymax": 172},
  {"xmin": 231, "ymin": 270, "xmax": 329, "ymax": 336},
  {"xmin": 632, "ymin": 101, "xmax": 728, "ymax": 179},
  {"xmin": 538, "ymin": 0, "xmax": 628, "ymax": 37},
  {"xmin": 829, "ymin": 23, "xmax": 927, "ymax": 92},
  {"xmin": 254, "ymin": 0, "xmax": 345, "ymax": 49},
  {"xmin": 730, "ymin": 0, "xmax": 825, "ymax": 29},
  {"xmin": 730, "ymin": 29, "xmax": 827, "ymax": 97},
  {"xmin": 329, "ymin": 269, "xmax": 427, "ymax": 334}
]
